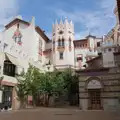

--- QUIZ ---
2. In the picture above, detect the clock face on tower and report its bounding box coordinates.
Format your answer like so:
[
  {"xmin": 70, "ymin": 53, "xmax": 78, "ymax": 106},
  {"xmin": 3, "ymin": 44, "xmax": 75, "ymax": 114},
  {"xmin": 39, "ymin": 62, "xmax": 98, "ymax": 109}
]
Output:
[{"xmin": 59, "ymin": 30, "xmax": 64, "ymax": 34}]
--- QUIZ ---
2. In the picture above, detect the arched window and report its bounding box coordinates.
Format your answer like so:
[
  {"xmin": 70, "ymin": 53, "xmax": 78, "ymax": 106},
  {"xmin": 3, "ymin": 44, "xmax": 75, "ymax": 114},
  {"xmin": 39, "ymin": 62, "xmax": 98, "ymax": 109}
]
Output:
[
  {"xmin": 17, "ymin": 23, "xmax": 19, "ymax": 29},
  {"xmin": 58, "ymin": 38, "xmax": 61, "ymax": 46},
  {"xmin": 53, "ymin": 41, "xmax": 55, "ymax": 45},
  {"xmin": 69, "ymin": 37, "xmax": 71, "ymax": 47},
  {"xmin": 3, "ymin": 60, "xmax": 16, "ymax": 77},
  {"xmin": 59, "ymin": 52, "xmax": 63, "ymax": 60},
  {"xmin": 62, "ymin": 38, "xmax": 64, "ymax": 46}
]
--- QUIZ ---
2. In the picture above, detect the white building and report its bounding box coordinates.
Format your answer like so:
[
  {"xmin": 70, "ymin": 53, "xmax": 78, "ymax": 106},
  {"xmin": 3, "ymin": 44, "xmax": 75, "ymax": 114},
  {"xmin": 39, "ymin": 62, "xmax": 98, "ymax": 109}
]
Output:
[
  {"xmin": 0, "ymin": 16, "xmax": 102, "ymax": 110},
  {"xmin": 104, "ymin": 6, "xmax": 120, "ymax": 46},
  {"xmin": 52, "ymin": 19, "xmax": 102, "ymax": 70},
  {"xmin": 74, "ymin": 35, "xmax": 102, "ymax": 69},
  {"xmin": 0, "ymin": 16, "xmax": 54, "ymax": 110}
]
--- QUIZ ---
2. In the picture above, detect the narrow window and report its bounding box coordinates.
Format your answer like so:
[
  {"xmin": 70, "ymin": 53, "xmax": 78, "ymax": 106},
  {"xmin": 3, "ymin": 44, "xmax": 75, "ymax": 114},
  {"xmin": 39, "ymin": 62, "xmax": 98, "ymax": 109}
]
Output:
[
  {"xmin": 53, "ymin": 41, "xmax": 55, "ymax": 46},
  {"xmin": 58, "ymin": 39, "xmax": 61, "ymax": 46},
  {"xmin": 17, "ymin": 23, "xmax": 19, "ymax": 29},
  {"xmin": 97, "ymin": 42, "xmax": 100, "ymax": 47},
  {"xmin": 3, "ymin": 60, "xmax": 16, "ymax": 77},
  {"xmin": 62, "ymin": 38, "xmax": 64, "ymax": 46},
  {"xmin": 69, "ymin": 37, "xmax": 71, "ymax": 47},
  {"xmin": 59, "ymin": 52, "xmax": 63, "ymax": 60}
]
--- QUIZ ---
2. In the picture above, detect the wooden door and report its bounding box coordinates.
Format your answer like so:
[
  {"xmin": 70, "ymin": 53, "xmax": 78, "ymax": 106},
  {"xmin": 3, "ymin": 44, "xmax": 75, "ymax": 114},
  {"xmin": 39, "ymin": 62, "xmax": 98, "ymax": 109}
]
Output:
[{"xmin": 89, "ymin": 89, "xmax": 101, "ymax": 110}]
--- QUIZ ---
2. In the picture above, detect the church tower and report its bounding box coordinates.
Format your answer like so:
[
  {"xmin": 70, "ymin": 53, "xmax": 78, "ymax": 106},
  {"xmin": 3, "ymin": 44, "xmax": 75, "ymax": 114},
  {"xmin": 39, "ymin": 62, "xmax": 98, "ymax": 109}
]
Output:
[{"xmin": 52, "ymin": 18, "xmax": 75, "ymax": 69}]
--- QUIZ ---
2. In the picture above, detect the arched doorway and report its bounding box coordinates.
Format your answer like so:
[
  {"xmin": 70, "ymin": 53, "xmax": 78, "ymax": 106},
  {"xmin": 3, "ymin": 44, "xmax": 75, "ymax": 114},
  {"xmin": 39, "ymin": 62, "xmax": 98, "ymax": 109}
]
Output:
[{"xmin": 86, "ymin": 78, "xmax": 103, "ymax": 110}]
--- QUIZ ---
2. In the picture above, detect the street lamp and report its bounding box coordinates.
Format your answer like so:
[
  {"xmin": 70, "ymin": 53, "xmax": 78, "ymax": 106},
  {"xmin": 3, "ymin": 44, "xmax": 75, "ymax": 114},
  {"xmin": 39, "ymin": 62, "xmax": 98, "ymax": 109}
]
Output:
[{"xmin": 46, "ymin": 60, "xmax": 51, "ymax": 71}]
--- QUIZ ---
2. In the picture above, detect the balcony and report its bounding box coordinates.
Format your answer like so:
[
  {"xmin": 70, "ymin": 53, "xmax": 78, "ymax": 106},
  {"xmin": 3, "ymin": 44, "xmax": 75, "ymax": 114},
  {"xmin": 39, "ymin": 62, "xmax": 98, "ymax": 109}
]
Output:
[{"xmin": 57, "ymin": 46, "xmax": 65, "ymax": 51}]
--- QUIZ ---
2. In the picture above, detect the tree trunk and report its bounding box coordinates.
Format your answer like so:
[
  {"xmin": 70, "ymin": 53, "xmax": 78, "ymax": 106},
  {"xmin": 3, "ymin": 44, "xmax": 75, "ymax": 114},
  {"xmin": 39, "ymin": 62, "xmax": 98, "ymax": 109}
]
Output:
[
  {"xmin": 44, "ymin": 93, "xmax": 50, "ymax": 107},
  {"xmin": 32, "ymin": 95, "xmax": 36, "ymax": 108},
  {"xmin": 20, "ymin": 99, "xmax": 26, "ymax": 109}
]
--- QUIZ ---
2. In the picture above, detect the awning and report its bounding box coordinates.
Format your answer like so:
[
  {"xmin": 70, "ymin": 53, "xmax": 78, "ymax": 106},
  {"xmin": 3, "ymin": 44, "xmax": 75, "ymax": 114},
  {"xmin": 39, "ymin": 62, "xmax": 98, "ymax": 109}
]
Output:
[{"xmin": 5, "ymin": 53, "xmax": 20, "ymax": 66}]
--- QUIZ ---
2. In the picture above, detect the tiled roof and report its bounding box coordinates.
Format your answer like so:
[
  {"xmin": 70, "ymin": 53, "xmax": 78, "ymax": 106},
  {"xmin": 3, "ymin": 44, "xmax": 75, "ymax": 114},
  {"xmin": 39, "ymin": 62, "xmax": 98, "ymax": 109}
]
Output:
[
  {"xmin": 86, "ymin": 55, "xmax": 101, "ymax": 63},
  {"xmin": 76, "ymin": 67, "xmax": 109, "ymax": 73},
  {"xmin": 73, "ymin": 39, "xmax": 87, "ymax": 45}
]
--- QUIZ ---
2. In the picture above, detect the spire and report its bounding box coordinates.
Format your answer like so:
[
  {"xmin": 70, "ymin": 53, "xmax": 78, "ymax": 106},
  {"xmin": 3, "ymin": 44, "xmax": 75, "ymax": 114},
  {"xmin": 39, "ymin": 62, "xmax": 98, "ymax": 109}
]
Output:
[
  {"xmin": 60, "ymin": 18, "xmax": 63, "ymax": 25},
  {"xmin": 52, "ymin": 24, "xmax": 55, "ymax": 32},
  {"xmin": 70, "ymin": 20, "xmax": 73, "ymax": 25},
  {"xmin": 30, "ymin": 16, "xmax": 35, "ymax": 26},
  {"xmin": 64, "ymin": 17, "xmax": 68, "ymax": 25},
  {"xmin": 55, "ymin": 19, "xmax": 58, "ymax": 26},
  {"xmin": 52, "ymin": 24, "xmax": 54, "ymax": 29}
]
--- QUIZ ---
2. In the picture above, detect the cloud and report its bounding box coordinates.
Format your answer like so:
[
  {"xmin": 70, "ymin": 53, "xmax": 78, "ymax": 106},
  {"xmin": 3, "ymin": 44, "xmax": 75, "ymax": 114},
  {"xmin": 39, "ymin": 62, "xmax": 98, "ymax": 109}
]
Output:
[
  {"xmin": 55, "ymin": 0, "xmax": 116, "ymax": 39},
  {"xmin": 0, "ymin": 0, "xmax": 19, "ymax": 30}
]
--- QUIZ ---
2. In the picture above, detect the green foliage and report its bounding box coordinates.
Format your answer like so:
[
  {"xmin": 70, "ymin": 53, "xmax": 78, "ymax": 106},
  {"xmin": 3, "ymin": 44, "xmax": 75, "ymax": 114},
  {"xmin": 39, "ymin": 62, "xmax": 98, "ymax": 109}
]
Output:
[{"xmin": 16, "ymin": 65, "xmax": 79, "ymax": 107}]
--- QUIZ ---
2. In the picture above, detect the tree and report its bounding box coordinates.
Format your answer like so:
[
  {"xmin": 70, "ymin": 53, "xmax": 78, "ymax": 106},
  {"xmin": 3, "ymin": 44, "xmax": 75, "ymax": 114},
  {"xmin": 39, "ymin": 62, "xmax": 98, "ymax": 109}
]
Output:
[
  {"xmin": 24, "ymin": 65, "xmax": 41, "ymax": 107},
  {"xmin": 61, "ymin": 68, "xmax": 79, "ymax": 105},
  {"xmin": 37, "ymin": 71, "xmax": 66, "ymax": 106},
  {"xmin": 16, "ymin": 65, "xmax": 79, "ymax": 108},
  {"xmin": 16, "ymin": 76, "xmax": 28, "ymax": 109},
  {"xmin": 16, "ymin": 65, "xmax": 41, "ymax": 108}
]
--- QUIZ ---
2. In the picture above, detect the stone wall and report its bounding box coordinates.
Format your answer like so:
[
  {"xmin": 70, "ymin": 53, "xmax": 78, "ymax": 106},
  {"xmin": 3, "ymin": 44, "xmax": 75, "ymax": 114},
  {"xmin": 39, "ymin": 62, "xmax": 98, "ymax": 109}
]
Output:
[{"xmin": 79, "ymin": 70, "xmax": 120, "ymax": 111}]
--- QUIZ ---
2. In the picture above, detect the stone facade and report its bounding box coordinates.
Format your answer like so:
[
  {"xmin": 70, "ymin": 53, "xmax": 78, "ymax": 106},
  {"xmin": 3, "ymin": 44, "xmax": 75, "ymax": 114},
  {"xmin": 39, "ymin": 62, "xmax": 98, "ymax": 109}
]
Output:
[{"xmin": 78, "ymin": 69, "xmax": 120, "ymax": 111}]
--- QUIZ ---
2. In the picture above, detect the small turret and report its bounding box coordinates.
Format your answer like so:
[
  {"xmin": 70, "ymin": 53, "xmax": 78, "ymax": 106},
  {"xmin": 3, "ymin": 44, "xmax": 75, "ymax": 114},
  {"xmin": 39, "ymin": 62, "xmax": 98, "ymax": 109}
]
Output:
[
  {"xmin": 60, "ymin": 19, "xmax": 63, "ymax": 25},
  {"xmin": 64, "ymin": 17, "xmax": 69, "ymax": 25}
]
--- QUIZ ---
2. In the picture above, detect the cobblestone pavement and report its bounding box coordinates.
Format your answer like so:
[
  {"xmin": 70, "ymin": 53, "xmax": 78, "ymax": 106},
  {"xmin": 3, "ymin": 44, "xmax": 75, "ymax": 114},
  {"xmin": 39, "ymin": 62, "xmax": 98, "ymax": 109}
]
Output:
[{"xmin": 0, "ymin": 108, "xmax": 119, "ymax": 120}]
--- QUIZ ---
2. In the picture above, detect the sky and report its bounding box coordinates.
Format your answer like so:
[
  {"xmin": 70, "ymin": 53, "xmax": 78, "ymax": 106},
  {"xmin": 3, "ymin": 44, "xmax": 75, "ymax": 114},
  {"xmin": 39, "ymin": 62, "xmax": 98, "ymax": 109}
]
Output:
[{"xmin": 0, "ymin": 0, "xmax": 116, "ymax": 39}]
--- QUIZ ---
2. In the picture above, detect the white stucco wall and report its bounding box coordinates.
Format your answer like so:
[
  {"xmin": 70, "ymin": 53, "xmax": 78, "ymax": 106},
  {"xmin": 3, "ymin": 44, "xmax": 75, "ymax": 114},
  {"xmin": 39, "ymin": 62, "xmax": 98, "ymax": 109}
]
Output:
[
  {"xmin": 102, "ymin": 47, "xmax": 115, "ymax": 68},
  {"xmin": 74, "ymin": 36, "xmax": 99, "ymax": 69},
  {"xmin": 0, "ymin": 17, "xmax": 51, "ymax": 73},
  {"xmin": 0, "ymin": 17, "xmax": 56, "ymax": 89},
  {"xmin": 52, "ymin": 20, "xmax": 75, "ymax": 69}
]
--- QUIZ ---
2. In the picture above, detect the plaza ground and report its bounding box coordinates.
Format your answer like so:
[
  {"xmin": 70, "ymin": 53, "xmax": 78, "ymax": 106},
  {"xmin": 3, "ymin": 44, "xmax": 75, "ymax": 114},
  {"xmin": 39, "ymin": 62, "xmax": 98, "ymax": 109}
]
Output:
[{"xmin": 0, "ymin": 107, "xmax": 120, "ymax": 120}]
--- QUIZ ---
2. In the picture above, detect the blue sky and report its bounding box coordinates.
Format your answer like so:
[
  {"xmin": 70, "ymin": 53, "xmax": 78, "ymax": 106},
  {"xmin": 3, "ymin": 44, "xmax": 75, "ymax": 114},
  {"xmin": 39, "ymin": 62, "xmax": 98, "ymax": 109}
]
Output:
[{"xmin": 0, "ymin": 0, "xmax": 116, "ymax": 39}]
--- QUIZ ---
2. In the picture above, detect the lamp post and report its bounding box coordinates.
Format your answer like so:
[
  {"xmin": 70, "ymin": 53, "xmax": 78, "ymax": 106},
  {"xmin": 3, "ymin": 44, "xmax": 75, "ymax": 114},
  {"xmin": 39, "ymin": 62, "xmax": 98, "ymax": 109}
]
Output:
[{"xmin": 46, "ymin": 60, "xmax": 51, "ymax": 72}]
